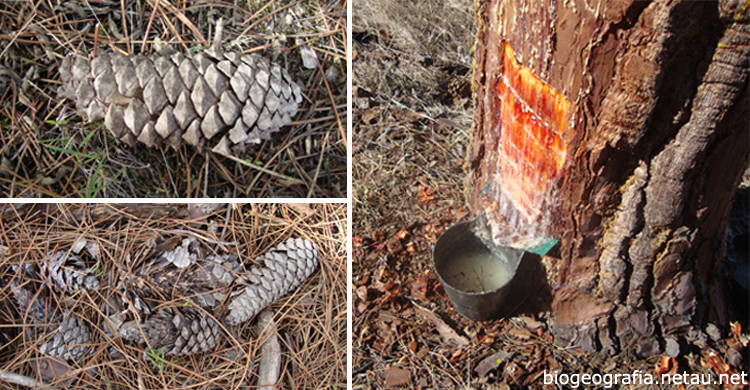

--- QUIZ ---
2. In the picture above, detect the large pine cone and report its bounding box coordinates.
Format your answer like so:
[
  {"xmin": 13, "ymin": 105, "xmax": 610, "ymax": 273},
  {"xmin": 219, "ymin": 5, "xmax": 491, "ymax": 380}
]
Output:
[
  {"xmin": 119, "ymin": 307, "xmax": 221, "ymax": 356},
  {"xmin": 226, "ymin": 238, "xmax": 318, "ymax": 325},
  {"xmin": 57, "ymin": 48, "xmax": 303, "ymax": 156}
]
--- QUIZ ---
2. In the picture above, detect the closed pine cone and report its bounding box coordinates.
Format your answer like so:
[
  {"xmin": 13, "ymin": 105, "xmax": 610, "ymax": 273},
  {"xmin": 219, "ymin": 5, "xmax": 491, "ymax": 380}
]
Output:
[
  {"xmin": 118, "ymin": 307, "xmax": 220, "ymax": 356},
  {"xmin": 11, "ymin": 281, "xmax": 91, "ymax": 361},
  {"xmin": 57, "ymin": 47, "xmax": 303, "ymax": 156},
  {"xmin": 226, "ymin": 237, "xmax": 318, "ymax": 325}
]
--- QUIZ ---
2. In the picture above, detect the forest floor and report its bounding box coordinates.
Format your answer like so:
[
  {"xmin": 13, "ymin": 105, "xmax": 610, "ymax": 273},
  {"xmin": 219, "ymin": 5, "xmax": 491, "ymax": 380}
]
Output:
[
  {"xmin": 0, "ymin": 0, "xmax": 346, "ymax": 198},
  {"xmin": 0, "ymin": 203, "xmax": 347, "ymax": 389},
  {"xmin": 352, "ymin": 0, "xmax": 750, "ymax": 389}
]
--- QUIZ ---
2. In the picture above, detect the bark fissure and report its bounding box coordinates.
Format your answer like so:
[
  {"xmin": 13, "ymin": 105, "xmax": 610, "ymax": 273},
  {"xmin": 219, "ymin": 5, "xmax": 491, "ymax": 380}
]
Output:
[
  {"xmin": 598, "ymin": 161, "xmax": 648, "ymax": 304},
  {"xmin": 602, "ymin": 12, "xmax": 749, "ymax": 356}
]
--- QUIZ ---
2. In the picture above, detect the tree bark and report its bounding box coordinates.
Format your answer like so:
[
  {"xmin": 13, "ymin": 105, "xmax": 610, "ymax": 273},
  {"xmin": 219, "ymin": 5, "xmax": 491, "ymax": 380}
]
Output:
[{"xmin": 470, "ymin": 0, "xmax": 749, "ymax": 357}]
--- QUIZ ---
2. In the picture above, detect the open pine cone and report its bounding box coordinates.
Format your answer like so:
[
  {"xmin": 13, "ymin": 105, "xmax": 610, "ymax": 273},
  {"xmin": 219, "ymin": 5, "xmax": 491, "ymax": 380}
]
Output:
[
  {"xmin": 41, "ymin": 250, "xmax": 100, "ymax": 294},
  {"xmin": 118, "ymin": 236, "xmax": 242, "ymax": 313},
  {"xmin": 57, "ymin": 47, "xmax": 303, "ymax": 156}
]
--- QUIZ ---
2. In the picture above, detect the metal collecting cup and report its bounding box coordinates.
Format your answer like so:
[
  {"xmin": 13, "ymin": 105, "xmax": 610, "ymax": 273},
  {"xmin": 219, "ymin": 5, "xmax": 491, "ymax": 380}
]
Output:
[{"xmin": 432, "ymin": 213, "xmax": 527, "ymax": 320}]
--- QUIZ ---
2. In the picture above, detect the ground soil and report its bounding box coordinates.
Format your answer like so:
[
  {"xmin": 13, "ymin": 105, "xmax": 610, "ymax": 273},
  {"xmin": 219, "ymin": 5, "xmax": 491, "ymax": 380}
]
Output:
[{"xmin": 352, "ymin": 1, "xmax": 749, "ymax": 388}]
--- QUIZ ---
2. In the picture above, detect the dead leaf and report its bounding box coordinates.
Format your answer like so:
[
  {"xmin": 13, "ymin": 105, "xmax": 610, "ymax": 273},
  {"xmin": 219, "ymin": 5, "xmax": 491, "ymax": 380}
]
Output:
[
  {"xmin": 452, "ymin": 208, "xmax": 470, "ymax": 220},
  {"xmin": 385, "ymin": 235, "xmax": 403, "ymax": 255},
  {"xmin": 362, "ymin": 107, "xmax": 381, "ymax": 124},
  {"xmin": 288, "ymin": 203, "xmax": 315, "ymax": 216},
  {"xmin": 731, "ymin": 322, "xmax": 742, "ymax": 337},
  {"xmin": 655, "ymin": 355, "xmax": 677, "ymax": 375},
  {"xmin": 384, "ymin": 365, "xmax": 411, "ymax": 388},
  {"xmin": 355, "ymin": 286, "xmax": 369, "ymax": 302},
  {"xmin": 504, "ymin": 362, "xmax": 524, "ymax": 385},
  {"xmin": 33, "ymin": 354, "xmax": 73, "ymax": 384},
  {"xmin": 413, "ymin": 303, "xmax": 469, "ymax": 346},
  {"xmin": 417, "ymin": 185, "xmax": 435, "ymax": 204},
  {"xmin": 475, "ymin": 350, "xmax": 513, "ymax": 376},
  {"xmin": 395, "ymin": 229, "xmax": 409, "ymax": 239},
  {"xmin": 516, "ymin": 316, "xmax": 544, "ymax": 332},
  {"xmin": 449, "ymin": 348, "xmax": 466, "ymax": 363},
  {"xmin": 411, "ymin": 275, "xmax": 430, "ymax": 301},
  {"xmin": 392, "ymin": 108, "xmax": 424, "ymax": 123},
  {"xmin": 507, "ymin": 325, "xmax": 532, "ymax": 341}
]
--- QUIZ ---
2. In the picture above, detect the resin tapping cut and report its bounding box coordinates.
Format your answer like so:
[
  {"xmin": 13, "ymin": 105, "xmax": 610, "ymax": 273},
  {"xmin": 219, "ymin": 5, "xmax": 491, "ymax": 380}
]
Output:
[{"xmin": 483, "ymin": 42, "xmax": 571, "ymax": 250}]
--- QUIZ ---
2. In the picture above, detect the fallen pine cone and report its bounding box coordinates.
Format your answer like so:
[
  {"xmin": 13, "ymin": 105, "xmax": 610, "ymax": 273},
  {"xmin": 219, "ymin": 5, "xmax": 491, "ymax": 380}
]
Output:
[
  {"xmin": 226, "ymin": 237, "xmax": 319, "ymax": 325},
  {"xmin": 113, "ymin": 236, "xmax": 319, "ymax": 355},
  {"xmin": 57, "ymin": 47, "xmax": 303, "ymax": 156},
  {"xmin": 11, "ymin": 282, "xmax": 91, "ymax": 362},
  {"xmin": 118, "ymin": 307, "xmax": 221, "ymax": 356},
  {"xmin": 41, "ymin": 250, "xmax": 99, "ymax": 295},
  {"xmin": 118, "ymin": 236, "xmax": 242, "ymax": 313}
]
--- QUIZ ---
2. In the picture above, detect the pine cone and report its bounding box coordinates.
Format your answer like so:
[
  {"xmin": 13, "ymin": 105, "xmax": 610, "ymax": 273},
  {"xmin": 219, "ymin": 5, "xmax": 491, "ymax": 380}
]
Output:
[
  {"xmin": 119, "ymin": 307, "xmax": 221, "ymax": 356},
  {"xmin": 119, "ymin": 236, "xmax": 241, "ymax": 310},
  {"xmin": 226, "ymin": 238, "xmax": 318, "ymax": 326},
  {"xmin": 38, "ymin": 311, "xmax": 92, "ymax": 361},
  {"xmin": 11, "ymin": 282, "xmax": 90, "ymax": 361},
  {"xmin": 11, "ymin": 281, "xmax": 59, "ymax": 326},
  {"xmin": 40, "ymin": 251, "xmax": 99, "ymax": 294},
  {"xmin": 57, "ymin": 48, "xmax": 303, "ymax": 156}
]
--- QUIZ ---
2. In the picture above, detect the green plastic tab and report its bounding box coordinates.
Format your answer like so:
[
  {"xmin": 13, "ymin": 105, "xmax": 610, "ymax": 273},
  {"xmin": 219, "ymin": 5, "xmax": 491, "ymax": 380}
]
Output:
[{"xmin": 525, "ymin": 238, "xmax": 558, "ymax": 255}]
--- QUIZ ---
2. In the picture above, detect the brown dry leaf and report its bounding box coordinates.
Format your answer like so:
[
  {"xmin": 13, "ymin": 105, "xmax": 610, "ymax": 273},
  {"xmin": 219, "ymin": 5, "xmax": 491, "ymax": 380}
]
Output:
[
  {"xmin": 655, "ymin": 355, "xmax": 677, "ymax": 375},
  {"xmin": 384, "ymin": 365, "xmax": 411, "ymax": 388},
  {"xmin": 704, "ymin": 350, "xmax": 730, "ymax": 374},
  {"xmin": 452, "ymin": 208, "xmax": 470, "ymax": 220},
  {"xmin": 392, "ymin": 108, "xmax": 424, "ymax": 123},
  {"xmin": 385, "ymin": 236, "xmax": 403, "ymax": 255},
  {"xmin": 413, "ymin": 303, "xmax": 469, "ymax": 346},
  {"xmin": 475, "ymin": 350, "xmax": 512, "ymax": 376},
  {"xmin": 33, "ymin": 354, "xmax": 73, "ymax": 384},
  {"xmin": 507, "ymin": 325, "xmax": 533, "ymax": 341},
  {"xmin": 355, "ymin": 286, "xmax": 369, "ymax": 302},
  {"xmin": 361, "ymin": 107, "xmax": 381, "ymax": 124},
  {"xmin": 517, "ymin": 316, "xmax": 544, "ymax": 332},
  {"xmin": 449, "ymin": 348, "xmax": 466, "ymax": 363},
  {"xmin": 731, "ymin": 321, "xmax": 742, "ymax": 337},
  {"xmin": 288, "ymin": 203, "xmax": 316, "ymax": 216},
  {"xmin": 411, "ymin": 275, "xmax": 430, "ymax": 301},
  {"xmin": 417, "ymin": 185, "xmax": 436, "ymax": 204}
]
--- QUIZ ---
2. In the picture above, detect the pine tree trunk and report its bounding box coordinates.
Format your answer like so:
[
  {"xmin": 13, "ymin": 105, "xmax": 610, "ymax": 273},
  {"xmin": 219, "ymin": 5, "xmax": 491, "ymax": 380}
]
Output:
[{"xmin": 470, "ymin": 0, "xmax": 749, "ymax": 357}]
